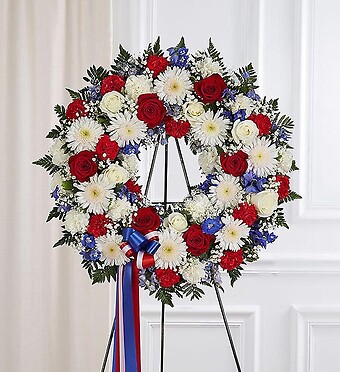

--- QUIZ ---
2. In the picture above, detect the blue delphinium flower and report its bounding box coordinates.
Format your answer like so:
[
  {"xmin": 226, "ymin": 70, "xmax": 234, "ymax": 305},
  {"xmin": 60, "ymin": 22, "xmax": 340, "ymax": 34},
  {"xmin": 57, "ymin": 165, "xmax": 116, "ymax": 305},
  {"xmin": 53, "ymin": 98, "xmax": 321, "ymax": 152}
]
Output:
[
  {"xmin": 167, "ymin": 46, "xmax": 189, "ymax": 68},
  {"xmin": 198, "ymin": 174, "xmax": 217, "ymax": 192},
  {"xmin": 247, "ymin": 90, "xmax": 260, "ymax": 101},
  {"xmin": 81, "ymin": 233, "xmax": 96, "ymax": 249},
  {"xmin": 202, "ymin": 262, "xmax": 222, "ymax": 285},
  {"xmin": 88, "ymin": 85, "xmax": 101, "ymax": 101},
  {"xmin": 51, "ymin": 186, "xmax": 59, "ymax": 201},
  {"xmin": 241, "ymin": 171, "xmax": 267, "ymax": 193},
  {"xmin": 121, "ymin": 144, "xmax": 139, "ymax": 155},
  {"xmin": 80, "ymin": 248, "xmax": 101, "ymax": 262},
  {"xmin": 58, "ymin": 203, "xmax": 71, "ymax": 213},
  {"xmin": 202, "ymin": 217, "xmax": 224, "ymax": 235},
  {"xmin": 223, "ymin": 109, "xmax": 246, "ymax": 122},
  {"xmin": 222, "ymin": 88, "xmax": 236, "ymax": 100},
  {"xmin": 117, "ymin": 185, "xmax": 138, "ymax": 203},
  {"xmin": 164, "ymin": 102, "xmax": 182, "ymax": 117},
  {"xmin": 139, "ymin": 268, "xmax": 158, "ymax": 292},
  {"xmin": 249, "ymin": 227, "xmax": 277, "ymax": 248}
]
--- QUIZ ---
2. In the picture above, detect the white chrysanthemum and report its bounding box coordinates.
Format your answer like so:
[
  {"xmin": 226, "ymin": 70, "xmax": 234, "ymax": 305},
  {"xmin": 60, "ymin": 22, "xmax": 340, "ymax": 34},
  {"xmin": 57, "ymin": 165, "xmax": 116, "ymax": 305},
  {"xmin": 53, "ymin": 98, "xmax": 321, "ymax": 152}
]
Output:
[
  {"xmin": 196, "ymin": 57, "xmax": 221, "ymax": 78},
  {"xmin": 216, "ymin": 216, "xmax": 250, "ymax": 251},
  {"xmin": 230, "ymin": 94, "xmax": 254, "ymax": 116},
  {"xmin": 180, "ymin": 258, "xmax": 206, "ymax": 284},
  {"xmin": 107, "ymin": 197, "xmax": 135, "ymax": 221},
  {"xmin": 191, "ymin": 110, "xmax": 230, "ymax": 147},
  {"xmin": 209, "ymin": 174, "xmax": 242, "ymax": 210},
  {"xmin": 198, "ymin": 147, "xmax": 219, "ymax": 174},
  {"xmin": 66, "ymin": 117, "xmax": 104, "ymax": 152},
  {"xmin": 278, "ymin": 148, "xmax": 293, "ymax": 173},
  {"xmin": 119, "ymin": 154, "xmax": 139, "ymax": 176},
  {"xmin": 154, "ymin": 66, "xmax": 193, "ymax": 104},
  {"xmin": 108, "ymin": 111, "xmax": 147, "ymax": 147},
  {"xmin": 125, "ymin": 75, "xmax": 152, "ymax": 101},
  {"xmin": 64, "ymin": 209, "xmax": 90, "ymax": 235},
  {"xmin": 184, "ymin": 194, "xmax": 214, "ymax": 223},
  {"xmin": 155, "ymin": 229, "xmax": 187, "ymax": 269},
  {"xmin": 246, "ymin": 138, "xmax": 278, "ymax": 177},
  {"xmin": 50, "ymin": 139, "xmax": 68, "ymax": 165},
  {"xmin": 97, "ymin": 233, "xmax": 128, "ymax": 266},
  {"xmin": 76, "ymin": 174, "xmax": 115, "ymax": 214},
  {"xmin": 51, "ymin": 172, "xmax": 63, "ymax": 191}
]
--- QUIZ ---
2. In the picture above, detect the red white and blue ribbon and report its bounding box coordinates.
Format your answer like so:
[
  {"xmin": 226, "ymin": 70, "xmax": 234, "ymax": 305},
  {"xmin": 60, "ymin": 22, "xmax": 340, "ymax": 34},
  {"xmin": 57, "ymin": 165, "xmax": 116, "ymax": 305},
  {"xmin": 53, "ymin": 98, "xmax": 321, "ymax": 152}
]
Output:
[{"xmin": 112, "ymin": 228, "xmax": 160, "ymax": 372}]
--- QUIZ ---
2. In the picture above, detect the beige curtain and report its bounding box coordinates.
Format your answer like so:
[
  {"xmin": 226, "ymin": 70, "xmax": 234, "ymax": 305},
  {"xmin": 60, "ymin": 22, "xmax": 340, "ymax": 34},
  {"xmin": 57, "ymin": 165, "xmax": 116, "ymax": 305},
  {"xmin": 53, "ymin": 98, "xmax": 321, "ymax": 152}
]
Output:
[{"xmin": 0, "ymin": 1, "xmax": 113, "ymax": 371}]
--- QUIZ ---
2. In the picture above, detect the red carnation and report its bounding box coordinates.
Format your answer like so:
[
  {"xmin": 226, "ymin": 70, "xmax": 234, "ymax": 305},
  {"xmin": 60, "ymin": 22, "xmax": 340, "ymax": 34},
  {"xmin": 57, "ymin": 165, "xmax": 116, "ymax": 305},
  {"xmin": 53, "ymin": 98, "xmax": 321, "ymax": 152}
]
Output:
[
  {"xmin": 66, "ymin": 99, "xmax": 87, "ymax": 120},
  {"xmin": 220, "ymin": 250, "xmax": 243, "ymax": 271},
  {"xmin": 275, "ymin": 175, "xmax": 290, "ymax": 200},
  {"xmin": 87, "ymin": 214, "xmax": 112, "ymax": 238},
  {"xmin": 156, "ymin": 268, "xmax": 180, "ymax": 288},
  {"xmin": 68, "ymin": 150, "xmax": 97, "ymax": 182},
  {"xmin": 194, "ymin": 73, "xmax": 227, "ymax": 103},
  {"xmin": 220, "ymin": 150, "xmax": 248, "ymax": 177},
  {"xmin": 233, "ymin": 203, "xmax": 258, "ymax": 226},
  {"xmin": 137, "ymin": 93, "xmax": 166, "ymax": 128},
  {"xmin": 100, "ymin": 74, "xmax": 125, "ymax": 95},
  {"xmin": 248, "ymin": 113, "xmax": 272, "ymax": 136},
  {"xmin": 131, "ymin": 207, "xmax": 161, "ymax": 235},
  {"xmin": 146, "ymin": 55, "xmax": 169, "ymax": 77},
  {"xmin": 164, "ymin": 117, "xmax": 190, "ymax": 138},
  {"xmin": 95, "ymin": 135, "xmax": 120, "ymax": 161},
  {"xmin": 125, "ymin": 179, "xmax": 142, "ymax": 194},
  {"xmin": 183, "ymin": 224, "xmax": 214, "ymax": 256}
]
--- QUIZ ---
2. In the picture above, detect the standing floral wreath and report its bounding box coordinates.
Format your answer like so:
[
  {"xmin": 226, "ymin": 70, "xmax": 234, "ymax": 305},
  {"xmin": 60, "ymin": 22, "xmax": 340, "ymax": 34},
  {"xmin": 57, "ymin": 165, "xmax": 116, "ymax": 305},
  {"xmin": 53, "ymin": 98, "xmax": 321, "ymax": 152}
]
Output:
[{"xmin": 34, "ymin": 37, "xmax": 301, "ymax": 307}]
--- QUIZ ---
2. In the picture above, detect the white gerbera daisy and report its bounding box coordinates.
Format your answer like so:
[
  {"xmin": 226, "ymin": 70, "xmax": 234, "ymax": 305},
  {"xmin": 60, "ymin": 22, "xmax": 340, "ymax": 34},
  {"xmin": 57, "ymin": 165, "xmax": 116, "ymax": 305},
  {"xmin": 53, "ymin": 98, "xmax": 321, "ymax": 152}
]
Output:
[
  {"xmin": 76, "ymin": 174, "xmax": 115, "ymax": 214},
  {"xmin": 216, "ymin": 216, "xmax": 250, "ymax": 251},
  {"xmin": 209, "ymin": 174, "xmax": 242, "ymax": 210},
  {"xmin": 154, "ymin": 66, "xmax": 192, "ymax": 104},
  {"xmin": 245, "ymin": 137, "xmax": 278, "ymax": 177},
  {"xmin": 97, "ymin": 233, "xmax": 128, "ymax": 266},
  {"xmin": 108, "ymin": 111, "xmax": 147, "ymax": 147},
  {"xmin": 66, "ymin": 117, "xmax": 104, "ymax": 152},
  {"xmin": 155, "ymin": 229, "xmax": 187, "ymax": 269},
  {"xmin": 191, "ymin": 110, "xmax": 230, "ymax": 147}
]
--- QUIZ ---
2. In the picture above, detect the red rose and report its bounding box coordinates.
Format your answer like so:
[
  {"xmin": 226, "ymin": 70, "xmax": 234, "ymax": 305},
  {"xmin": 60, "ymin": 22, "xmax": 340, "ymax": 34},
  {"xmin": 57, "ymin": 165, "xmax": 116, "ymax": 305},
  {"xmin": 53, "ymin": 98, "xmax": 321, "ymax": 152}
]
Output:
[
  {"xmin": 68, "ymin": 150, "xmax": 97, "ymax": 182},
  {"xmin": 164, "ymin": 117, "xmax": 190, "ymax": 138},
  {"xmin": 248, "ymin": 113, "xmax": 272, "ymax": 135},
  {"xmin": 220, "ymin": 150, "xmax": 248, "ymax": 177},
  {"xmin": 275, "ymin": 175, "xmax": 290, "ymax": 200},
  {"xmin": 125, "ymin": 179, "xmax": 142, "ymax": 194},
  {"xmin": 87, "ymin": 214, "xmax": 112, "ymax": 237},
  {"xmin": 194, "ymin": 74, "xmax": 227, "ymax": 103},
  {"xmin": 95, "ymin": 135, "xmax": 120, "ymax": 161},
  {"xmin": 146, "ymin": 55, "xmax": 169, "ymax": 77},
  {"xmin": 100, "ymin": 74, "xmax": 125, "ymax": 95},
  {"xmin": 183, "ymin": 224, "xmax": 214, "ymax": 256},
  {"xmin": 220, "ymin": 250, "xmax": 243, "ymax": 271},
  {"xmin": 156, "ymin": 268, "xmax": 180, "ymax": 288},
  {"xmin": 131, "ymin": 207, "xmax": 161, "ymax": 234},
  {"xmin": 137, "ymin": 93, "xmax": 166, "ymax": 128},
  {"xmin": 233, "ymin": 203, "xmax": 258, "ymax": 226},
  {"xmin": 66, "ymin": 99, "xmax": 87, "ymax": 120}
]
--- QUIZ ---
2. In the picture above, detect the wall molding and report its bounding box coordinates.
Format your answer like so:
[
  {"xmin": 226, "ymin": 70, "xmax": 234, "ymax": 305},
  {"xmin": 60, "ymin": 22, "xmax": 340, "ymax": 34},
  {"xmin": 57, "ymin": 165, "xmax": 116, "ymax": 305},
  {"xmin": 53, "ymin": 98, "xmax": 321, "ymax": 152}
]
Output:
[{"xmin": 141, "ymin": 305, "xmax": 260, "ymax": 372}]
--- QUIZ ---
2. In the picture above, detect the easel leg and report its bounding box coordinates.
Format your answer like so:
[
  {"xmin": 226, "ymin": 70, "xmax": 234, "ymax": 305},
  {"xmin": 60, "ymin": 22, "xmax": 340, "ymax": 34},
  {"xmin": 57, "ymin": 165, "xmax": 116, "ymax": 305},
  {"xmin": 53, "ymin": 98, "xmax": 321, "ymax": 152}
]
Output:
[
  {"xmin": 214, "ymin": 284, "xmax": 242, "ymax": 372},
  {"xmin": 160, "ymin": 302, "xmax": 165, "ymax": 372},
  {"xmin": 101, "ymin": 321, "xmax": 115, "ymax": 372}
]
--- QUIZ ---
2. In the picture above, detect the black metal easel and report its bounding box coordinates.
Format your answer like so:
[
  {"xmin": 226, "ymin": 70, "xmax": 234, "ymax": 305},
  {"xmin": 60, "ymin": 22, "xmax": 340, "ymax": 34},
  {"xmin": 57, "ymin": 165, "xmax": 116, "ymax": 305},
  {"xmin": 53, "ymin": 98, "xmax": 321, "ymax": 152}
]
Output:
[{"xmin": 100, "ymin": 137, "xmax": 242, "ymax": 372}]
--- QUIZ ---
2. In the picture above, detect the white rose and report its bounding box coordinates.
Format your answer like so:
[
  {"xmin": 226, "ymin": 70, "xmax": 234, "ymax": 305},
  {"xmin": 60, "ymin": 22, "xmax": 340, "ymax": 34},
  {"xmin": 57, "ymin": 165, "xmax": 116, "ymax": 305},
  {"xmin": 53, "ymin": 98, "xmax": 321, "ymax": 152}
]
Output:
[
  {"xmin": 230, "ymin": 94, "xmax": 254, "ymax": 116},
  {"xmin": 49, "ymin": 139, "xmax": 68, "ymax": 165},
  {"xmin": 103, "ymin": 164, "xmax": 129, "ymax": 185},
  {"xmin": 196, "ymin": 57, "xmax": 221, "ymax": 78},
  {"xmin": 251, "ymin": 190, "xmax": 279, "ymax": 217},
  {"xmin": 198, "ymin": 147, "xmax": 219, "ymax": 174},
  {"xmin": 120, "ymin": 154, "xmax": 139, "ymax": 176},
  {"xmin": 164, "ymin": 212, "xmax": 188, "ymax": 232},
  {"xmin": 231, "ymin": 119, "xmax": 259, "ymax": 145},
  {"xmin": 125, "ymin": 75, "xmax": 152, "ymax": 101},
  {"xmin": 278, "ymin": 149, "xmax": 293, "ymax": 173},
  {"xmin": 183, "ymin": 101, "xmax": 205, "ymax": 123},
  {"xmin": 100, "ymin": 91, "xmax": 125, "ymax": 115},
  {"xmin": 180, "ymin": 259, "xmax": 206, "ymax": 284},
  {"xmin": 64, "ymin": 210, "xmax": 90, "ymax": 234}
]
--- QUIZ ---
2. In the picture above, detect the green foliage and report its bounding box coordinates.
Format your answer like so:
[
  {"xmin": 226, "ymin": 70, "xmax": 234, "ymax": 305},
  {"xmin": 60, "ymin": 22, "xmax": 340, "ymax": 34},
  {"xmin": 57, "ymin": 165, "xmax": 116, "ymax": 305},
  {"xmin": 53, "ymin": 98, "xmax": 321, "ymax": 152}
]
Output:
[
  {"xmin": 54, "ymin": 104, "xmax": 67, "ymax": 123},
  {"xmin": 290, "ymin": 160, "xmax": 299, "ymax": 172},
  {"xmin": 228, "ymin": 266, "xmax": 243, "ymax": 286},
  {"xmin": 182, "ymin": 283, "xmax": 205, "ymax": 301},
  {"xmin": 275, "ymin": 207, "xmax": 289, "ymax": 229},
  {"xmin": 111, "ymin": 45, "xmax": 134, "ymax": 75},
  {"xmin": 276, "ymin": 114, "xmax": 294, "ymax": 136},
  {"xmin": 65, "ymin": 87, "xmax": 88, "ymax": 101},
  {"xmin": 235, "ymin": 63, "xmax": 258, "ymax": 93},
  {"xmin": 207, "ymin": 38, "xmax": 227, "ymax": 79},
  {"xmin": 46, "ymin": 207, "xmax": 66, "ymax": 223},
  {"xmin": 155, "ymin": 287, "xmax": 174, "ymax": 307},
  {"xmin": 279, "ymin": 190, "xmax": 302, "ymax": 204},
  {"xmin": 83, "ymin": 65, "xmax": 109, "ymax": 85},
  {"xmin": 53, "ymin": 230, "xmax": 75, "ymax": 248},
  {"xmin": 46, "ymin": 125, "xmax": 62, "ymax": 139},
  {"xmin": 176, "ymin": 36, "xmax": 186, "ymax": 49},
  {"xmin": 92, "ymin": 265, "xmax": 117, "ymax": 284},
  {"xmin": 32, "ymin": 154, "xmax": 59, "ymax": 176}
]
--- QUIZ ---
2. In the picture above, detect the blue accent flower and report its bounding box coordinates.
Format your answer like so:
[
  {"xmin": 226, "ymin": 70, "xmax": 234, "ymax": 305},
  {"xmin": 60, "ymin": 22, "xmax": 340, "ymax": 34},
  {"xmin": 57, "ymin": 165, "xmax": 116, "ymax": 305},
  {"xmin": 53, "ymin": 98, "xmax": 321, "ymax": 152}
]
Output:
[
  {"xmin": 202, "ymin": 217, "xmax": 224, "ymax": 235},
  {"xmin": 117, "ymin": 185, "xmax": 138, "ymax": 203},
  {"xmin": 81, "ymin": 233, "xmax": 96, "ymax": 249},
  {"xmin": 233, "ymin": 109, "xmax": 247, "ymax": 121},
  {"xmin": 121, "ymin": 144, "xmax": 139, "ymax": 155},
  {"xmin": 222, "ymin": 88, "xmax": 237, "ymax": 100},
  {"xmin": 167, "ymin": 46, "xmax": 189, "ymax": 68},
  {"xmin": 198, "ymin": 174, "xmax": 217, "ymax": 192},
  {"xmin": 249, "ymin": 228, "xmax": 277, "ymax": 248},
  {"xmin": 241, "ymin": 171, "xmax": 267, "ymax": 193},
  {"xmin": 202, "ymin": 262, "xmax": 222, "ymax": 285},
  {"xmin": 89, "ymin": 249, "xmax": 101, "ymax": 261},
  {"xmin": 88, "ymin": 85, "xmax": 101, "ymax": 101},
  {"xmin": 51, "ymin": 186, "xmax": 59, "ymax": 201},
  {"xmin": 58, "ymin": 203, "xmax": 71, "ymax": 213},
  {"xmin": 247, "ymin": 90, "xmax": 260, "ymax": 101}
]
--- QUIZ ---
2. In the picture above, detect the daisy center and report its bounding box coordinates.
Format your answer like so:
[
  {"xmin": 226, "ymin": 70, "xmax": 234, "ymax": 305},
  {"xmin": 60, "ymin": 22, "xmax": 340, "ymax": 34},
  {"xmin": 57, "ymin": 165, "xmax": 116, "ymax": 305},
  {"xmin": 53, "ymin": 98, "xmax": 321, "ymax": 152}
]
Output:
[
  {"xmin": 203, "ymin": 121, "xmax": 219, "ymax": 135},
  {"xmin": 80, "ymin": 128, "xmax": 91, "ymax": 139}
]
